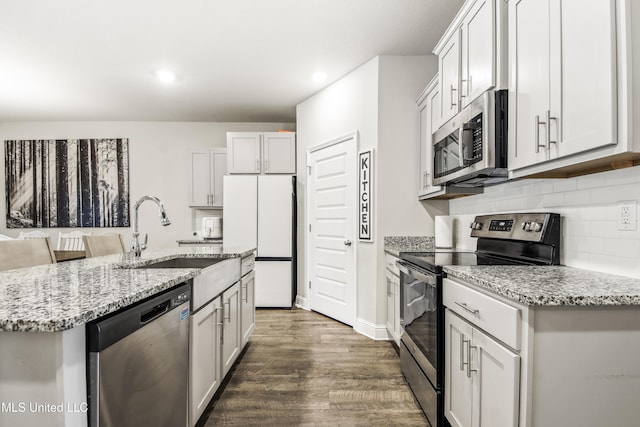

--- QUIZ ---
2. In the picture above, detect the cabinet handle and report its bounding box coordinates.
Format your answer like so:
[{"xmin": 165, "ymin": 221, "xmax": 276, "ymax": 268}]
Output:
[
  {"xmin": 460, "ymin": 335, "xmax": 466, "ymax": 371},
  {"xmin": 535, "ymin": 115, "xmax": 547, "ymax": 153},
  {"xmin": 454, "ymin": 301, "xmax": 479, "ymax": 315},
  {"xmin": 467, "ymin": 343, "xmax": 478, "ymax": 378},
  {"xmin": 546, "ymin": 110, "xmax": 558, "ymax": 150},
  {"xmin": 265, "ymin": 160, "xmax": 269, "ymax": 171},
  {"xmin": 225, "ymin": 299, "xmax": 231, "ymax": 321},
  {"xmin": 242, "ymin": 283, "xmax": 248, "ymax": 303},
  {"xmin": 450, "ymin": 85, "xmax": 458, "ymax": 108},
  {"xmin": 256, "ymin": 159, "xmax": 260, "ymax": 172},
  {"xmin": 211, "ymin": 194, "xmax": 215, "ymax": 203},
  {"xmin": 215, "ymin": 306, "xmax": 224, "ymax": 343},
  {"xmin": 460, "ymin": 76, "xmax": 471, "ymax": 98}
]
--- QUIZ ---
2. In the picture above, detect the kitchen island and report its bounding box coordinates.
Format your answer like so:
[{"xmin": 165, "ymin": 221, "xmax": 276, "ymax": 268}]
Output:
[
  {"xmin": 442, "ymin": 265, "xmax": 640, "ymax": 427},
  {"xmin": 0, "ymin": 245, "xmax": 255, "ymax": 427}
]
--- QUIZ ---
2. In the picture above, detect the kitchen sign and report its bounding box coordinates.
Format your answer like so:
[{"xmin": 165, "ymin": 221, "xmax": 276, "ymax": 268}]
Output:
[{"xmin": 358, "ymin": 149, "xmax": 373, "ymax": 241}]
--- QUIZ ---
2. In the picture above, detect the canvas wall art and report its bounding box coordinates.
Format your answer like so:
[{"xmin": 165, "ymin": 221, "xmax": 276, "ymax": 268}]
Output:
[{"xmin": 5, "ymin": 138, "xmax": 130, "ymax": 228}]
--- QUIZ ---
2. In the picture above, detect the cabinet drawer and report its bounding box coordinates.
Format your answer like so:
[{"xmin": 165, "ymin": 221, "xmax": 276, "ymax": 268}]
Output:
[
  {"xmin": 241, "ymin": 254, "xmax": 255, "ymax": 277},
  {"xmin": 443, "ymin": 277, "xmax": 521, "ymax": 350},
  {"xmin": 385, "ymin": 253, "xmax": 400, "ymax": 276}
]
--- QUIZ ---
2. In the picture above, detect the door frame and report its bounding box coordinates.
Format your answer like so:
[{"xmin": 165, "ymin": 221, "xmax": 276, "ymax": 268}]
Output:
[{"xmin": 305, "ymin": 130, "xmax": 359, "ymax": 326}]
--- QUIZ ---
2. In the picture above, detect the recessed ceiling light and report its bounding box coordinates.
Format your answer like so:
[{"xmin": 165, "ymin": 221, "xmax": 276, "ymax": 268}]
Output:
[
  {"xmin": 155, "ymin": 69, "xmax": 176, "ymax": 83},
  {"xmin": 312, "ymin": 72, "xmax": 327, "ymax": 83}
]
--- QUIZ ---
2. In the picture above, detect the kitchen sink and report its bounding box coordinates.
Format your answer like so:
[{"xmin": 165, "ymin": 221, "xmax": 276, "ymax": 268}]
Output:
[{"xmin": 136, "ymin": 257, "xmax": 225, "ymax": 269}]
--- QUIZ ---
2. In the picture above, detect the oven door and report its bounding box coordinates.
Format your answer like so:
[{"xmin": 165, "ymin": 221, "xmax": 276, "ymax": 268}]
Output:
[{"xmin": 397, "ymin": 261, "xmax": 442, "ymax": 389}]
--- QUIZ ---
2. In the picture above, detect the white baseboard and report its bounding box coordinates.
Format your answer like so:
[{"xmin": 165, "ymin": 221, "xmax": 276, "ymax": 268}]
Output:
[
  {"xmin": 294, "ymin": 295, "xmax": 309, "ymax": 310},
  {"xmin": 355, "ymin": 317, "xmax": 392, "ymax": 341}
]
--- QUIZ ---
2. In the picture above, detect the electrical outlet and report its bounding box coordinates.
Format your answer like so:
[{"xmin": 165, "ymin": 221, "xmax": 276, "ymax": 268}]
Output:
[{"xmin": 617, "ymin": 201, "xmax": 637, "ymax": 231}]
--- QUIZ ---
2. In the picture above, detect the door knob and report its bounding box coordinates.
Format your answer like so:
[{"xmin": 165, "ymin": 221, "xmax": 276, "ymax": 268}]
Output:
[{"xmin": 344, "ymin": 240, "xmax": 352, "ymax": 246}]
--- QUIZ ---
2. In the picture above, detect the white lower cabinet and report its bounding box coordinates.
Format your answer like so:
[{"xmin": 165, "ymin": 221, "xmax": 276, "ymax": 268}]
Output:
[
  {"xmin": 222, "ymin": 281, "xmax": 241, "ymax": 377},
  {"xmin": 241, "ymin": 270, "xmax": 256, "ymax": 348},
  {"xmin": 445, "ymin": 310, "xmax": 520, "ymax": 427},
  {"xmin": 384, "ymin": 253, "xmax": 401, "ymax": 346},
  {"xmin": 189, "ymin": 296, "xmax": 222, "ymax": 427}
]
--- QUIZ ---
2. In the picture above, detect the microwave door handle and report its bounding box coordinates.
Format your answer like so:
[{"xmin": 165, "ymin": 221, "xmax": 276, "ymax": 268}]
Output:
[{"xmin": 461, "ymin": 124, "xmax": 474, "ymax": 165}]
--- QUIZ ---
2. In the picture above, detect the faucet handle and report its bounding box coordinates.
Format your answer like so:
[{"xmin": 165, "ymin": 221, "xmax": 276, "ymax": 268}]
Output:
[{"xmin": 141, "ymin": 233, "xmax": 148, "ymax": 250}]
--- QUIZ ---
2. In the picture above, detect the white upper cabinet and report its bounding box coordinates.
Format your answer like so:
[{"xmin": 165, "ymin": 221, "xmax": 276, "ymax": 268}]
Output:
[
  {"xmin": 434, "ymin": 0, "xmax": 504, "ymax": 127},
  {"xmin": 227, "ymin": 132, "xmax": 296, "ymax": 174},
  {"xmin": 190, "ymin": 148, "xmax": 226, "ymax": 208},
  {"xmin": 438, "ymin": 34, "xmax": 462, "ymax": 125},
  {"xmin": 460, "ymin": 0, "xmax": 496, "ymax": 105},
  {"xmin": 508, "ymin": 0, "xmax": 630, "ymax": 177},
  {"xmin": 418, "ymin": 76, "xmax": 447, "ymax": 199}
]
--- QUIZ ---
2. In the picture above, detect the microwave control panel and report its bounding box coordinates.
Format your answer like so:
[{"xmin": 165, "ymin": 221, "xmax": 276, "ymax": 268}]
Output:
[{"xmin": 463, "ymin": 113, "xmax": 483, "ymax": 165}]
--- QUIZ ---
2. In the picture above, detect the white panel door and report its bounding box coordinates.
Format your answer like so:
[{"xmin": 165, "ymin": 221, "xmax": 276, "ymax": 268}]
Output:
[
  {"xmin": 223, "ymin": 176, "xmax": 257, "ymax": 249},
  {"xmin": 255, "ymin": 261, "xmax": 292, "ymax": 307},
  {"xmin": 227, "ymin": 133, "xmax": 261, "ymax": 174},
  {"xmin": 262, "ymin": 132, "xmax": 296, "ymax": 174},
  {"xmin": 307, "ymin": 135, "xmax": 356, "ymax": 326},
  {"xmin": 257, "ymin": 175, "xmax": 292, "ymax": 258}
]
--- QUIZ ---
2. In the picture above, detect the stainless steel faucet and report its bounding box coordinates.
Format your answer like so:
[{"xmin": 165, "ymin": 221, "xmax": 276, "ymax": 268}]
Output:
[{"xmin": 132, "ymin": 195, "xmax": 171, "ymax": 257}]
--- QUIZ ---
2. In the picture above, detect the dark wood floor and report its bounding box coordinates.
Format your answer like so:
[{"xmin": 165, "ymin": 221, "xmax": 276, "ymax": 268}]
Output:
[{"xmin": 202, "ymin": 308, "xmax": 429, "ymax": 426}]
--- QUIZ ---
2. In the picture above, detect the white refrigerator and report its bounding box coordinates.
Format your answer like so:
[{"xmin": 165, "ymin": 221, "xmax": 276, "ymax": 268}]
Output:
[{"xmin": 223, "ymin": 175, "xmax": 296, "ymax": 307}]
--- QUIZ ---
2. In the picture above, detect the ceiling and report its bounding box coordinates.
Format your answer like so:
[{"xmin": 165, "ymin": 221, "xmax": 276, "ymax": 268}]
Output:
[{"xmin": 0, "ymin": 0, "xmax": 464, "ymax": 123}]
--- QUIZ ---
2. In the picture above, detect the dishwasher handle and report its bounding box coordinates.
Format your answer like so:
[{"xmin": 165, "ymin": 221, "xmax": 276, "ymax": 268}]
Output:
[{"xmin": 140, "ymin": 300, "xmax": 170, "ymax": 324}]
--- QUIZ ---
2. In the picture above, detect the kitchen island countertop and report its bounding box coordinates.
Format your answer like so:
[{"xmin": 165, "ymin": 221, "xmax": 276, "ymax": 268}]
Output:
[
  {"xmin": 444, "ymin": 265, "xmax": 640, "ymax": 306},
  {"xmin": 0, "ymin": 245, "xmax": 255, "ymax": 332}
]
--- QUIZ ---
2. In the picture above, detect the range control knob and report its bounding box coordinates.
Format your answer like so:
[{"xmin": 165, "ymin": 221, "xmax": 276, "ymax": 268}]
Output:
[
  {"xmin": 471, "ymin": 222, "xmax": 482, "ymax": 230},
  {"xmin": 531, "ymin": 222, "xmax": 543, "ymax": 232},
  {"xmin": 523, "ymin": 222, "xmax": 532, "ymax": 232}
]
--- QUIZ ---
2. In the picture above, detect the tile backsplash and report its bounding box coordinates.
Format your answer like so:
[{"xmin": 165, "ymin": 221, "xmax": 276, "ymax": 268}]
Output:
[{"xmin": 448, "ymin": 165, "xmax": 640, "ymax": 278}]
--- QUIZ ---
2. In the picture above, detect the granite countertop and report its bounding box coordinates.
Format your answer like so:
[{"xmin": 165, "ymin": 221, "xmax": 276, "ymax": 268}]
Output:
[
  {"xmin": 384, "ymin": 236, "xmax": 435, "ymax": 257},
  {"xmin": 0, "ymin": 245, "xmax": 255, "ymax": 333},
  {"xmin": 444, "ymin": 265, "xmax": 640, "ymax": 307}
]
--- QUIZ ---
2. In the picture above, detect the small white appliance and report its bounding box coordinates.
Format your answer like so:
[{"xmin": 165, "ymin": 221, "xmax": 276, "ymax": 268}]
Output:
[{"xmin": 201, "ymin": 216, "xmax": 222, "ymax": 239}]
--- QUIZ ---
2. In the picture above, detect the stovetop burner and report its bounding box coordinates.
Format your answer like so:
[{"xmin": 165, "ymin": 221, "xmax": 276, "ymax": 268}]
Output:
[{"xmin": 400, "ymin": 250, "xmax": 535, "ymax": 274}]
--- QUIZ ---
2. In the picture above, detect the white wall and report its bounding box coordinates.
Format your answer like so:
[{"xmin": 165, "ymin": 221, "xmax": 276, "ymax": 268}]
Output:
[
  {"xmin": 296, "ymin": 55, "xmax": 444, "ymax": 336},
  {"xmin": 0, "ymin": 121, "xmax": 293, "ymax": 249},
  {"xmin": 449, "ymin": 165, "xmax": 640, "ymax": 278}
]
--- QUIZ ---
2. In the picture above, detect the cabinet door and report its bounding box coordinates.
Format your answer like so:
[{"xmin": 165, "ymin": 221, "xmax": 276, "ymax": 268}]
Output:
[
  {"xmin": 472, "ymin": 327, "xmax": 520, "ymax": 427},
  {"xmin": 445, "ymin": 310, "xmax": 474, "ymax": 427},
  {"xmin": 227, "ymin": 133, "xmax": 262, "ymax": 174},
  {"xmin": 551, "ymin": 0, "xmax": 617, "ymax": 158},
  {"xmin": 222, "ymin": 282, "xmax": 241, "ymax": 377},
  {"xmin": 418, "ymin": 93, "xmax": 430, "ymax": 198},
  {"xmin": 189, "ymin": 297, "xmax": 221, "ymax": 427},
  {"xmin": 461, "ymin": 0, "xmax": 495, "ymax": 105},
  {"xmin": 262, "ymin": 132, "xmax": 296, "ymax": 174},
  {"xmin": 210, "ymin": 148, "xmax": 227, "ymax": 207},
  {"xmin": 385, "ymin": 269, "xmax": 396, "ymax": 339},
  {"xmin": 439, "ymin": 31, "xmax": 461, "ymax": 125},
  {"xmin": 508, "ymin": 0, "xmax": 550, "ymax": 170},
  {"xmin": 190, "ymin": 150, "xmax": 212, "ymax": 207},
  {"xmin": 241, "ymin": 270, "xmax": 256, "ymax": 348}
]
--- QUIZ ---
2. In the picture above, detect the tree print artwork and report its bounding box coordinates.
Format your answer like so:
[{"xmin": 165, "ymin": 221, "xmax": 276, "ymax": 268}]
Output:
[{"xmin": 5, "ymin": 138, "xmax": 130, "ymax": 228}]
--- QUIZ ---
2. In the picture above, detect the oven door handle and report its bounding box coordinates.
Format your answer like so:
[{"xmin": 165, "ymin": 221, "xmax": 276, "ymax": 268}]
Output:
[{"xmin": 396, "ymin": 261, "xmax": 437, "ymax": 286}]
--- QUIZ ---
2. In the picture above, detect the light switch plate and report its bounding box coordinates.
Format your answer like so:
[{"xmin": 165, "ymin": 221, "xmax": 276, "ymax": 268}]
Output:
[{"xmin": 617, "ymin": 200, "xmax": 637, "ymax": 231}]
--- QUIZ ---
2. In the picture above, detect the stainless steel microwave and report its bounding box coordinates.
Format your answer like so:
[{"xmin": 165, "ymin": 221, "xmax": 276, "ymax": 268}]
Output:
[{"xmin": 432, "ymin": 89, "xmax": 508, "ymax": 187}]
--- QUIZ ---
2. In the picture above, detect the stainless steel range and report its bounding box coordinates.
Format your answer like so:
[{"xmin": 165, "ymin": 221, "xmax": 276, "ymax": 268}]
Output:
[{"xmin": 397, "ymin": 213, "xmax": 561, "ymax": 426}]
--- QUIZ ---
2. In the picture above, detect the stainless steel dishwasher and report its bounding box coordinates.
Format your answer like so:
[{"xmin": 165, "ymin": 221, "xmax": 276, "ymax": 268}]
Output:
[{"xmin": 87, "ymin": 283, "xmax": 191, "ymax": 427}]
